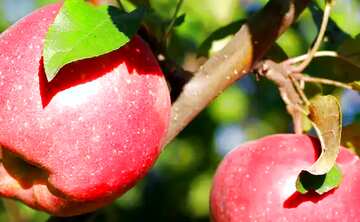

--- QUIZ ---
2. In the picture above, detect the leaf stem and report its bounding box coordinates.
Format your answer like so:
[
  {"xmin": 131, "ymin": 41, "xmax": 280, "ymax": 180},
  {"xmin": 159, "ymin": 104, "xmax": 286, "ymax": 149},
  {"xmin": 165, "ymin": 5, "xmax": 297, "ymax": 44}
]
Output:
[
  {"xmin": 292, "ymin": 1, "xmax": 332, "ymax": 72},
  {"xmin": 293, "ymin": 74, "xmax": 353, "ymax": 90},
  {"xmin": 290, "ymin": 75, "xmax": 310, "ymax": 106},
  {"xmin": 162, "ymin": 0, "xmax": 184, "ymax": 43},
  {"xmin": 286, "ymin": 50, "xmax": 338, "ymax": 65}
]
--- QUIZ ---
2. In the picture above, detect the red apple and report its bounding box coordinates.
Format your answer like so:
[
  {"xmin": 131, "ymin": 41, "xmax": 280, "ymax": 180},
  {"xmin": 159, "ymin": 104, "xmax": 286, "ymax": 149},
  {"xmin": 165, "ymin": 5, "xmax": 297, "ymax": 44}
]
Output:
[
  {"xmin": 211, "ymin": 134, "xmax": 360, "ymax": 221},
  {"xmin": 0, "ymin": 3, "xmax": 170, "ymax": 216}
]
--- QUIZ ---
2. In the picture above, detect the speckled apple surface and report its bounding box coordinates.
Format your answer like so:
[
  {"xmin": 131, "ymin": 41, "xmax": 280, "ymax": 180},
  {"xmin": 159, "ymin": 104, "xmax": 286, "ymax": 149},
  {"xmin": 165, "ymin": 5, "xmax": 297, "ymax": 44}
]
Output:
[
  {"xmin": 211, "ymin": 134, "xmax": 360, "ymax": 222},
  {"xmin": 0, "ymin": 4, "xmax": 170, "ymax": 216}
]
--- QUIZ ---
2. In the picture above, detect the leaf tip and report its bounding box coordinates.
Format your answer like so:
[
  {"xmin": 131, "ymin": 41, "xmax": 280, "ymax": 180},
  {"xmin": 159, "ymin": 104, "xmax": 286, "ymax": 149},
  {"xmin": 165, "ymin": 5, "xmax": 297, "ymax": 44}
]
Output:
[{"xmin": 295, "ymin": 165, "xmax": 343, "ymax": 195}]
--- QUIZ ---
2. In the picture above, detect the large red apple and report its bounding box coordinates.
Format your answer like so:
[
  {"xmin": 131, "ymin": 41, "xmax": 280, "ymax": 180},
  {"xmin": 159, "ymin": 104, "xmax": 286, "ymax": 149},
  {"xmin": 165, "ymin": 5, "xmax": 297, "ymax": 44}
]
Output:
[
  {"xmin": 0, "ymin": 3, "xmax": 170, "ymax": 216},
  {"xmin": 211, "ymin": 134, "xmax": 360, "ymax": 221}
]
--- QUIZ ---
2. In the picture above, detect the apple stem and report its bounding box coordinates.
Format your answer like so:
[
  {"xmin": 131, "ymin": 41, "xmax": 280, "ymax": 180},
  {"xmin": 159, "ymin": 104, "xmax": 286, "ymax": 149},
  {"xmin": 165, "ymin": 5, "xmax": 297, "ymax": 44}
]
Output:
[
  {"xmin": 255, "ymin": 60, "xmax": 306, "ymax": 134},
  {"xmin": 290, "ymin": 0, "xmax": 333, "ymax": 73},
  {"xmin": 293, "ymin": 74, "xmax": 354, "ymax": 90}
]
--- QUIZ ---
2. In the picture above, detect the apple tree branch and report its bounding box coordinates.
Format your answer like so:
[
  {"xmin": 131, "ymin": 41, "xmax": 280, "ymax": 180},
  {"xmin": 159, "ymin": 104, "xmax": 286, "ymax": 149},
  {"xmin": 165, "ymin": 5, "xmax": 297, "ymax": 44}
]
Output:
[{"xmin": 164, "ymin": 0, "xmax": 311, "ymax": 145}]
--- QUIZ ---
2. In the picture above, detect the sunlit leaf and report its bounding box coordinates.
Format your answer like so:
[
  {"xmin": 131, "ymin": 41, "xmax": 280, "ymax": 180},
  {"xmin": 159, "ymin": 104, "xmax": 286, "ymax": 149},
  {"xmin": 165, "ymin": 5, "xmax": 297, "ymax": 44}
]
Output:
[
  {"xmin": 43, "ymin": 0, "xmax": 144, "ymax": 81},
  {"xmin": 197, "ymin": 19, "xmax": 245, "ymax": 57},
  {"xmin": 276, "ymin": 29, "xmax": 303, "ymax": 57},
  {"xmin": 314, "ymin": 0, "xmax": 360, "ymax": 37}
]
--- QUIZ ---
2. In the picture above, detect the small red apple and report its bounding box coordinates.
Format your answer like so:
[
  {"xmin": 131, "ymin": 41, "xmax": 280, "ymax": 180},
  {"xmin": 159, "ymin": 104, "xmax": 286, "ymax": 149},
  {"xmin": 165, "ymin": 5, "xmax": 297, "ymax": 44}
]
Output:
[
  {"xmin": 211, "ymin": 134, "xmax": 360, "ymax": 221},
  {"xmin": 0, "ymin": 3, "xmax": 170, "ymax": 216}
]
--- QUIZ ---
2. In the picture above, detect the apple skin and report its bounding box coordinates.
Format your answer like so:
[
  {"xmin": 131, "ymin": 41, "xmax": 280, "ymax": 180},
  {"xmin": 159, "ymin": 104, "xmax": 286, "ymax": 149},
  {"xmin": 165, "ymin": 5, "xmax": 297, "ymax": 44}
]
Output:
[
  {"xmin": 211, "ymin": 134, "xmax": 360, "ymax": 222},
  {"xmin": 0, "ymin": 3, "xmax": 170, "ymax": 216}
]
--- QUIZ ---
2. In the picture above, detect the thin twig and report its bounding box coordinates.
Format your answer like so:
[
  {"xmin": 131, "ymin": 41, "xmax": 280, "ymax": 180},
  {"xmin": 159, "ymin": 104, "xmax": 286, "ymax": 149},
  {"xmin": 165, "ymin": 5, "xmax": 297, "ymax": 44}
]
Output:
[
  {"xmin": 293, "ymin": 1, "xmax": 332, "ymax": 72},
  {"xmin": 293, "ymin": 74, "xmax": 353, "ymax": 90},
  {"xmin": 256, "ymin": 60, "xmax": 307, "ymax": 134},
  {"xmin": 286, "ymin": 50, "xmax": 360, "ymax": 71},
  {"xmin": 290, "ymin": 75, "xmax": 310, "ymax": 106},
  {"xmin": 286, "ymin": 50, "xmax": 338, "ymax": 65},
  {"xmin": 162, "ymin": 0, "xmax": 184, "ymax": 43}
]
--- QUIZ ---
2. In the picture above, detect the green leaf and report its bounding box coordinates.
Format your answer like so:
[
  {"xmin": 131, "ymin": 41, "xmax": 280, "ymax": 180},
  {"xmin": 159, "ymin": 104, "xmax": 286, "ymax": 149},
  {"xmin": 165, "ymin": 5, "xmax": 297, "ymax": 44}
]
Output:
[
  {"xmin": 296, "ymin": 165, "xmax": 342, "ymax": 195},
  {"xmin": 328, "ymin": 35, "xmax": 360, "ymax": 87},
  {"xmin": 197, "ymin": 19, "xmax": 245, "ymax": 57},
  {"xmin": 172, "ymin": 14, "xmax": 186, "ymax": 27},
  {"xmin": 309, "ymin": 1, "xmax": 350, "ymax": 48},
  {"xmin": 43, "ymin": 0, "xmax": 145, "ymax": 81},
  {"xmin": 307, "ymin": 95, "xmax": 342, "ymax": 175},
  {"xmin": 338, "ymin": 35, "xmax": 360, "ymax": 68},
  {"xmin": 303, "ymin": 81, "xmax": 323, "ymax": 99},
  {"xmin": 306, "ymin": 57, "xmax": 360, "ymax": 86},
  {"xmin": 313, "ymin": 0, "xmax": 360, "ymax": 37}
]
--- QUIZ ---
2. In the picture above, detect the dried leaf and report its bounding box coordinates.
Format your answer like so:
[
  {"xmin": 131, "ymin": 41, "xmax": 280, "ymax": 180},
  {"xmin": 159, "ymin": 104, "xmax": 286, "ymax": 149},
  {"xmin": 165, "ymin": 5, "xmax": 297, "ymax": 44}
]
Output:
[{"xmin": 307, "ymin": 95, "xmax": 342, "ymax": 175}]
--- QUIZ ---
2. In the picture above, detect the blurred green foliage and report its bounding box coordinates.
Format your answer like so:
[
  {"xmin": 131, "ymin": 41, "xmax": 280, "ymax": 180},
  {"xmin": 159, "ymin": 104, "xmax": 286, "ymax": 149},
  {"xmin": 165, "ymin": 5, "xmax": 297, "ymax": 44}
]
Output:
[
  {"xmin": 208, "ymin": 86, "xmax": 249, "ymax": 123},
  {"xmin": 0, "ymin": 0, "xmax": 359, "ymax": 221}
]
